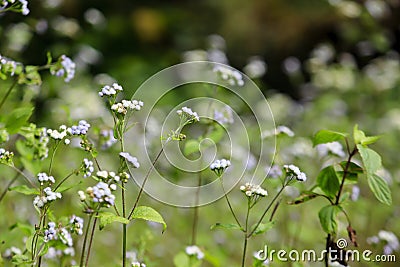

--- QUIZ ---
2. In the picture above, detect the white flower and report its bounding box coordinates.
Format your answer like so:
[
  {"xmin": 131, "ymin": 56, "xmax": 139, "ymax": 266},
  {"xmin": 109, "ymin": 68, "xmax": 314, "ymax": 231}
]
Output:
[
  {"xmin": 90, "ymin": 182, "xmax": 115, "ymax": 207},
  {"xmin": 283, "ymin": 164, "xmax": 307, "ymax": 182},
  {"xmin": 177, "ymin": 106, "xmax": 200, "ymax": 122},
  {"xmin": 69, "ymin": 215, "xmax": 84, "ymax": 235},
  {"xmin": 351, "ymin": 185, "xmax": 360, "ymax": 201},
  {"xmin": 240, "ymin": 183, "xmax": 268, "ymax": 197},
  {"xmin": 378, "ymin": 230, "xmax": 399, "ymax": 252},
  {"xmin": 82, "ymin": 158, "xmax": 94, "ymax": 178},
  {"xmin": 266, "ymin": 165, "xmax": 282, "ymax": 179},
  {"xmin": 37, "ymin": 172, "xmax": 55, "ymax": 185},
  {"xmin": 185, "ymin": 245, "xmax": 204, "ymax": 260},
  {"xmin": 68, "ymin": 120, "xmax": 90, "ymax": 135},
  {"xmin": 262, "ymin": 125, "xmax": 294, "ymax": 138},
  {"xmin": 44, "ymin": 222, "xmax": 57, "ymax": 242},
  {"xmin": 50, "ymin": 55, "xmax": 75, "ymax": 82},
  {"xmin": 111, "ymin": 100, "xmax": 143, "ymax": 114},
  {"xmin": 214, "ymin": 106, "xmax": 234, "ymax": 125},
  {"xmin": 213, "ymin": 65, "xmax": 244, "ymax": 86},
  {"xmin": 210, "ymin": 159, "xmax": 231, "ymax": 176},
  {"xmin": 120, "ymin": 152, "xmax": 140, "ymax": 168},
  {"xmin": 78, "ymin": 190, "xmax": 86, "ymax": 201},
  {"xmin": 99, "ymin": 83, "xmax": 123, "ymax": 97},
  {"xmin": 132, "ymin": 262, "xmax": 146, "ymax": 267}
]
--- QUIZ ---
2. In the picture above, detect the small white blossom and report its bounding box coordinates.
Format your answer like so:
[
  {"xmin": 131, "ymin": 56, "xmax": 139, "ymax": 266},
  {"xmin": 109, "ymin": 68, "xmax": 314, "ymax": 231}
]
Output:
[
  {"xmin": 111, "ymin": 100, "xmax": 143, "ymax": 115},
  {"xmin": 0, "ymin": 148, "xmax": 14, "ymax": 163},
  {"xmin": 37, "ymin": 172, "xmax": 55, "ymax": 185},
  {"xmin": 78, "ymin": 190, "xmax": 86, "ymax": 201},
  {"xmin": 132, "ymin": 262, "xmax": 146, "ymax": 267},
  {"xmin": 98, "ymin": 83, "xmax": 123, "ymax": 97},
  {"xmin": 263, "ymin": 125, "xmax": 295, "ymax": 138},
  {"xmin": 82, "ymin": 158, "xmax": 94, "ymax": 178},
  {"xmin": 210, "ymin": 159, "xmax": 231, "ymax": 171},
  {"xmin": 267, "ymin": 165, "xmax": 283, "ymax": 179},
  {"xmin": 378, "ymin": 230, "xmax": 399, "ymax": 253},
  {"xmin": 68, "ymin": 120, "xmax": 90, "ymax": 135},
  {"xmin": 119, "ymin": 152, "xmax": 140, "ymax": 168},
  {"xmin": 214, "ymin": 106, "xmax": 234, "ymax": 125},
  {"xmin": 213, "ymin": 65, "xmax": 244, "ymax": 86},
  {"xmin": 351, "ymin": 185, "xmax": 360, "ymax": 201},
  {"xmin": 185, "ymin": 245, "xmax": 204, "ymax": 260},
  {"xmin": 69, "ymin": 215, "xmax": 84, "ymax": 235},
  {"xmin": 283, "ymin": 164, "xmax": 307, "ymax": 182},
  {"xmin": 100, "ymin": 129, "xmax": 117, "ymax": 149},
  {"xmin": 90, "ymin": 182, "xmax": 116, "ymax": 207},
  {"xmin": 50, "ymin": 55, "xmax": 75, "ymax": 82},
  {"xmin": 59, "ymin": 227, "xmax": 73, "ymax": 247},
  {"xmin": 177, "ymin": 106, "xmax": 200, "ymax": 122},
  {"xmin": 240, "ymin": 183, "xmax": 268, "ymax": 197},
  {"xmin": 44, "ymin": 222, "xmax": 57, "ymax": 242}
]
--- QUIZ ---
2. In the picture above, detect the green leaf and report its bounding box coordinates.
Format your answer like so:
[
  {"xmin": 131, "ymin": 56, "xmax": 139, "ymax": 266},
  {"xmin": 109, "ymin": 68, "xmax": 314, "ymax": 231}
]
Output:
[
  {"xmin": 367, "ymin": 174, "xmax": 392, "ymax": 205},
  {"xmin": 353, "ymin": 125, "xmax": 380, "ymax": 146},
  {"xmin": 184, "ymin": 139, "xmax": 200, "ymax": 155},
  {"xmin": 288, "ymin": 192, "xmax": 319, "ymax": 205},
  {"xmin": 98, "ymin": 212, "xmax": 129, "ymax": 230},
  {"xmin": 251, "ymin": 221, "xmax": 275, "ymax": 236},
  {"xmin": 318, "ymin": 205, "xmax": 341, "ymax": 234},
  {"xmin": 131, "ymin": 206, "xmax": 167, "ymax": 232},
  {"xmin": 312, "ymin": 130, "xmax": 347, "ymax": 147},
  {"xmin": 317, "ymin": 166, "xmax": 340, "ymax": 197},
  {"xmin": 9, "ymin": 185, "xmax": 39, "ymax": 195},
  {"xmin": 357, "ymin": 145, "xmax": 382, "ymax": 175},
  {"xmin": 11, "ymin": 254, "xmax": 33, "ymax": 265},
  {"xmin": 5, "ymin": 107, "xmax": 34, "ymax": 134},
  {"xmin": 210, "ymin": 223, "xmax": 243, "ymax": 231}
]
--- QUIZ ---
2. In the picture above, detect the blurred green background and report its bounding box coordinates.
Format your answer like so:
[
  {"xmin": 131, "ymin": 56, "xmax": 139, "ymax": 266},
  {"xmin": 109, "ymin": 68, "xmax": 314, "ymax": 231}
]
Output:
[{"xmin": 1, "ymin": 0, "xmax": 400, "ymax": 266}]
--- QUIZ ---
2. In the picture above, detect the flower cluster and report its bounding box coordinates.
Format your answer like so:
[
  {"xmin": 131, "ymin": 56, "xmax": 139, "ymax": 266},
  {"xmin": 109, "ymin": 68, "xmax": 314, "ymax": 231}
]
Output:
[
  {"xmin": 50, "ymin": 55, "xmax": 76, "ymax": 82},
  {"xmin": 98, "ymin": 83, "xmax": 123, "ymax": 97},
  {"xmin": 22, "ymin": 124, "xmax": 49, "ymax": 160},
  {"xmin": 0, "ymin": 0, "xmax": 29, "ymax": 15},
  {"xmin": 213, "ymin": 65, "xmax": 244, "ymax": 86},
  {"xmin": 69, "ymin": 215, "xmax": 84, "ymax": 235},
  {"xmin": 210, "ymin": 158, "xmax": 231, "ymax": 176},
  {"xmin": 283, "ymin": 164, "xmax": 307, "ymax": 182},
  {"xmin": 132, "ymin": 262, "xmax": 146, "ymax": 267},
  {"xmin": 177, "ymin": 106, "xmax": 200, "ymax": 123},
  {"xmin": 316, "ymin": 141, "xmax": 346, "ymax": 158},
  {"xmin": 267, "ymin": 164, "xmax": 283, "ymax": 179},
  {"xmin": 34, "ymin": 187, "xmax": 62, "ymax": 208},
  {"xmin": 68, "ymin": 120, "xmax": 90, "ymax": 135},
  {"xmin": 47, "ymin": 125, "xmax": 69, "ymax": 141},
  {"xmin": 120, "ymin": 152, "xmax": 140, "ymax": 168},
  {"xmin": 111, "ymin": 100, "xmax": 144, "ymax": 115},
  {"xmin": 214, "ymin": 106, "xmax": 234, "ymax": 125},
  {"xmin": 81, "ymin": 158, "xmax": 94, "ymax": 178},
  {"xmin": 0, "ymin": 54, "xmax": 22, "ymax": 77},
  {"xmin": 0, "ymin": 148, "xmax": 14, "ymax": 164},
  {"xmin": 185, "ymin": 245, "xmax": 204, "ymax": 260},
  {"xmin": 44, "ymin": 222, "xmax": 74, "ymax": 248},
  {"xmin": 240, "ymin": 183, "xmax": 268, "ymax": 197},
  {"xmin": 79, "ymin": 181, "xmax": 116, "ymax": 208},
  {"xmin": 368, "ymin": 230, "xmax": 399, "ymax": 255},
  {"xmin": 262, "ymin": 125, "xmax": 294, "ymax": 138},
  {"xmin": 100, "ymin": 129, "xmax": 117, "ymax": 149},
  {"xmin": 37, "ymin": 172, "xmax": 55, "ymax": 185}
]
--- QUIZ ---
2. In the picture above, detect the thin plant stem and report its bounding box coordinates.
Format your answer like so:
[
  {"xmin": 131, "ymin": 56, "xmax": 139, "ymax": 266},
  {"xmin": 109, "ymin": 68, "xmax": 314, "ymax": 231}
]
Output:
[
  {"xmin": 85, "ymin": 214, "xmax": 98, "ymax": 267},
  {"xmin": 80, "ymin": 214, "xmax": 93, "ymax": 267},
  {"xmin": 127, "ymin": 144, "xmax": 167, "ymax": 220},
  {"xmin": 0, "ymin": 79, "xmax": 17, "ymax": 111},
  {"xmin": 241, "ymin": 198, "xmax": 251, "ymax": 267},
  {"xmin": 248, "ymin": 185, "xmax": 286, "ymax": 237},
  {"xmin": 48, "ymin": 141, "xmax": 60, "ymax": 174},
  {"xmin": 54, "ymin": 171, "xmax": 75, "ymax": 191},
  {"xmin": 10, "ymin": 165, "xmax": 37, "ymax": 188},
  {"xmin": 0, "ymin": 171, "xmax": 21, "ymax": 203},
  {"xmin": 191, "ymin": 171, "xmax": 202, "ymax": 245},
  {"xmin": 219, "ymin": 179, "xmax": 242, "ymax": 229},
  {"xmin": 122, "ymin": 187, "xmax": 127, "ymax": 267}
]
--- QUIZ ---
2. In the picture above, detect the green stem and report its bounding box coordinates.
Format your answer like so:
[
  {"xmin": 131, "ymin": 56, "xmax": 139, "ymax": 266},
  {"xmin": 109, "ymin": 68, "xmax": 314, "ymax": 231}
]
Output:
[
  {"xmin": 220, "ymin": 180, "xmax": 242, "ymax": 229},
  {"xmin": 85, "ymin": 214, "xmax": 98, "ymax": 267},
  {"xmin": 241, "ymin": 199, "xmax": 251, "ymax": 267},
  {"xmin": 10, "ymin": 165, "xmax": 37, "ymax": 188},
  {"xmin": 335, "ymin": 146, "xmax": 357, "ymax": 205},
  {"xmin": 80, "ymin": 214, "xmax": 93, "ymax": 267},
  {"xmin": 0, "ymin": 79, "xmax": 17, "ymax": 111},
  {"xmin": 191, "ymin": 171, "xmax": 202, "ymax": 245},
  {"xmin": 122, "ymin": 188, "xmax": 127, "ymax": 267},
  {"xmin": 127, "ymin": 144, "xmax": 167, "ymax": 220},
  {"xmin": 0, "ymin": 170, "xmax": 21, "ymax": 203},
  {"xmin": 248, "ymin": 185, "xmax": 286, "ymax": 237},
  {"xmin": 48, "ymin": 141, "xmax": 61, "ymax": 175},
  {"xmin": 54, "ymin": 171, "xmax": 75, "ymax": 191}
]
